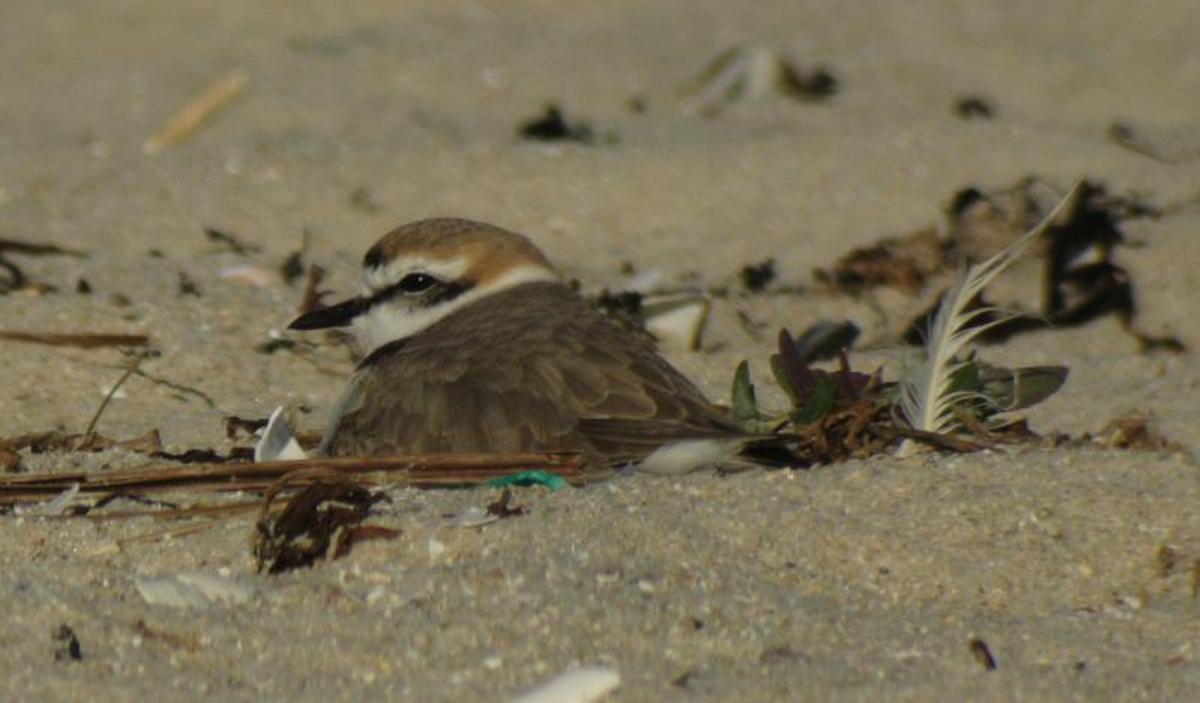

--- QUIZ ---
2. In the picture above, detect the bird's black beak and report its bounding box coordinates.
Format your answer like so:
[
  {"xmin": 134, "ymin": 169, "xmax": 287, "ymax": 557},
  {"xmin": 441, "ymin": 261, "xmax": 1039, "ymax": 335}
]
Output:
[{"xmin": 288, "ymin": 296, "xmax": 368, "ymax": 330}]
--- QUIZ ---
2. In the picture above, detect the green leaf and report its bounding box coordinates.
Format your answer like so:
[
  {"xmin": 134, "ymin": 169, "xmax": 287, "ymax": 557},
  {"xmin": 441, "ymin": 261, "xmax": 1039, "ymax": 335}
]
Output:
[
  {"xmin": 978, "ymin": 364, "xmax": 1069, "ymax": 411},
  {"xmin": 731, "ymin": 360, "xmax": 759, "ymax": 431},
  {"xmin": 790, "ymin": 376, "xmax": 836, "ymax": 425},
  {"xmin": 769, "ymin": 353, "xmax": 801, "ymax": 406}
]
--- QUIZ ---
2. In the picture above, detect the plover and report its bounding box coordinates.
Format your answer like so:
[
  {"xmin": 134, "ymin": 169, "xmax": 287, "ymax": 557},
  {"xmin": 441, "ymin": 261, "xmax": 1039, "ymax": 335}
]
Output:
[{"xmin": 290, "ymin": 218, "xmax": 778, "ymax": 474}]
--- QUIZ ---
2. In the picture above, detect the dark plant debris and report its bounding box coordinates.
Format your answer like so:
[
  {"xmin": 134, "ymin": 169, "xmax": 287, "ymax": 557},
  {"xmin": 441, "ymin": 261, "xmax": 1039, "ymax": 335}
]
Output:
[
  {"xmin": 0, "ymin": 427, "xmax": 254, "ymax": 466},
  {"xmin": 778, "ymin": 63, "xmax": 838, "ymax": 100},
  {"xmin": 177, "ymin": 270, "xmax": 201, "ymax": 297},
  {"xmin": 1156, "ymin": 544, "xmax": 1179, "ymax": 578},
  {"xmin": 486, "ymin": 489, "xmax": 527, "ymax": 519},
  {"xmin": 133, "ymin": 619, "xmax": 200, "ymax": 652},
  {"xmin": 788, "ymin": 320, "xmax": 860, "ymax": 363},
  {"xmin": 152, "ymin": 447, "xmax": 253, "ymax": 464},
  {"xmin": 0, "ymin": 237, "xmax": 87, "ymax": 295},
  {"xmin": 953, "ymin": 96, "xmax": 994, "ymax": 119},
  {"xmin": 279, "ymin": 230, "xmax": 311, "ymax": 285},
  {"xmin": 814, "ymin": 228, "xmax": 947, "ymax": 295},
  {"xmin": 253, "ymin": 480, "xmax": 396, "ymax": 574},
  {"xmin": 0, "ymin": 446, "xmax": 20, "ymax": 472},
  {"xmin": 297, "ymin": 264, "xmax": 328, "ymax": 316},
  {"xmin": 349, "ymin": 186, "xmax": 382, "ymax": 214},
  {"xmin": 739, "ymin": 258, "xmax": 776, "ymax": 292},
  {"xmin": 256, "ymin": 338, "xmax": 298, "ymax": 354},
  {"xmin": 203, "ymin": 227, "xmax": 261, "ymax": 255},
  {"xmin": 52, "ymin": 624, "xmax": 83, "ymax": 662},
  {"xmin": 3, "ymin": 429, "xmax": 163, "ymax": 456},
  {"xmin": 518, "ymin": 104, "xmax": 594, "ymax": 143},
  {"xmin": 969, "ymin": 638, "xmax": 997, "ymax": 671},
  {"xmin": 945, "ymin": 178, "xmax": 1182, "ymax": 350},
  {"xmin": 1091, "ymin": 413, "xmax": 1182, "ymax": 452},
  {"xmin": 821, "ymin": 177, "xmax": 1181, "ymax": 351},
  {"xmin": 225, "ymin": 415, "xmax": 270, "ymax": 440}
]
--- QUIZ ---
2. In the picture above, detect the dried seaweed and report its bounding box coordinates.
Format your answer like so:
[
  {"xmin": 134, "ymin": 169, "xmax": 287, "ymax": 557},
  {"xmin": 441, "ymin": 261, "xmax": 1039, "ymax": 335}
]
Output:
[
  {"xmin": 203, "ymin": 227, "xmax": 261, "ymax": 255},
  {"xmin": 224, "ymin": 415, "xmax": 269, "ymax": 440},
  {"xmin": 486, "ymin": 488, "xmax": 527, "ymax": 519},
  {"xmin": 1092, "ymin": 413, "xmax": 1182, "ymax": 451},
  {"xmin": 296, "ymin": 264, "xmax": 328, "ymax": 315},
  {"xmin": 0, "ymin": 238, "xmax": 87, "ymax": 295},
  {"xmin": 969, "ymin": 638, "xmax": 997, "ymax": 671},
  {"xmin": 739, "ymin": 259, "xmax": 776, "ymax": 292},
  {"xmin": 814, "ymin": 228, "xmax": 946, "ymax": 295},
  {"xmin": 253, "ymin": 479, "xmax": 394, "ymax": 573},
  {"xmin": 518, "ymin": 104, "xmax": 594, "ymax": 143},
  {"xmin": 52, "ymin": 625, "xmax": 82, "ymax": 662},
  {"xmin": 954, "ymin": 96, "xmax": 995, "ymax": 119}
]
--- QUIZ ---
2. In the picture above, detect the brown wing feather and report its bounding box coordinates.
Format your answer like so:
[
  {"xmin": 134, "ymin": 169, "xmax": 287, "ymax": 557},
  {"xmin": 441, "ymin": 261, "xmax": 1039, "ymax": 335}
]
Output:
[{"xmin": 320, "ymin": 282, "xmax": 738, "ymax": 464}]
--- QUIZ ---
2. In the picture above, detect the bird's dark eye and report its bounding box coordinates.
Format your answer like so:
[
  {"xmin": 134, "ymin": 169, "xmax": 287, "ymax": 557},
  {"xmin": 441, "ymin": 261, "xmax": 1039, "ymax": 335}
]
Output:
[{"xmin": 398, "ymin": 273, "xmax": 437, "ymax": 293}]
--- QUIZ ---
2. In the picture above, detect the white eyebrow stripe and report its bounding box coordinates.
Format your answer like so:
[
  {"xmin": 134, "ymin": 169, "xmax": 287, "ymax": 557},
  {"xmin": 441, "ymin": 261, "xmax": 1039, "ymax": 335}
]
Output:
[
  {"xmin": 363, "ymin": 256, "xmax": 470, "ymax": 293},
  {"xmin": 351, "ymin": 262, "xmax": 560, "ymax": 356}
]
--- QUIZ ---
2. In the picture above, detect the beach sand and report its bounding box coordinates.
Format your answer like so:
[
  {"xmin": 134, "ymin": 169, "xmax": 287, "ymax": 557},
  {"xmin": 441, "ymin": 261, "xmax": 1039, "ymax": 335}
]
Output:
[{"xmin": 2, "ymin": 1, "xmax": 1198, "ymax": 700}]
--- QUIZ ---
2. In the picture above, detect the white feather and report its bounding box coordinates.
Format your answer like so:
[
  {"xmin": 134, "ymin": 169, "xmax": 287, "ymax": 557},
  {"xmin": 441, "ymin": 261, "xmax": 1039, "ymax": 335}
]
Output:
[
  {"xmin": 897, "ymin": 183, "xmax": 1082, "ymax": 456},
  {"xmin": 636, "ymin": 438, "xmax": 745, "ymax": 475}
]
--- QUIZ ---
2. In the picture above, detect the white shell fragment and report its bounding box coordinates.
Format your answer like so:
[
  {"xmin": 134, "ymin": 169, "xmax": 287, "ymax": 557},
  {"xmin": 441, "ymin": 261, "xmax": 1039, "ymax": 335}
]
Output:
[
  {"xmin": 135, "ymin": 571, "xmax": 255, "ymax": 609},
  {"xmin": 16, "ymin": 483, "xmax": 81, "ymax": 517},
  {"xmin": 512, "ymin": 666, "xmax": 621, "ymax": 703},
  {"xmin": 254, "ymin": 405, "xmax": 308, "ymax": 462},
  {"xmin": 643, "ymin": 295, "xmax": 710, "ymax": 351},
  {"xmin": 218, "ymin": 264, "xmax": 275, "ymax": 287},
  {"xmin": 449, "ymin": 506, "xmax": 500, "ymax": 529}
]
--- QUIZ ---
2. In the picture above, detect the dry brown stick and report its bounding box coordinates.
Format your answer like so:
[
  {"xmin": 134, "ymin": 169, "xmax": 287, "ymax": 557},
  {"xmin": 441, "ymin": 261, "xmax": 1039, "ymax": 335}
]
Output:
[
  {"xmin": 144, "ymin": 69, "xmax": 249, "ymax": 154},
  {"xmin": 0, "ymin": 453, "xmax": 588, "ymax": 505},
  {"xmin": 0, "ymin": 331, "xmax": 149, "ymax": 348}
]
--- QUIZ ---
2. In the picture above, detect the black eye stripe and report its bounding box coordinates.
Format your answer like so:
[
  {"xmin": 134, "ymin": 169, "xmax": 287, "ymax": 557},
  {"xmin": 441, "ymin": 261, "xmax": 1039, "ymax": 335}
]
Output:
[{"xmin": 366, "ymin": 275, "xmax": 474, "ymax": 309}]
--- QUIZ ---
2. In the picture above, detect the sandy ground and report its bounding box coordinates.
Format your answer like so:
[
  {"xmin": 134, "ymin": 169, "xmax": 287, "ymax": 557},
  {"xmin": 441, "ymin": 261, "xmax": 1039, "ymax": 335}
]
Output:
[{"xmin": 2, "ymin": 1, "xmax": 1199, "ymax": 700}]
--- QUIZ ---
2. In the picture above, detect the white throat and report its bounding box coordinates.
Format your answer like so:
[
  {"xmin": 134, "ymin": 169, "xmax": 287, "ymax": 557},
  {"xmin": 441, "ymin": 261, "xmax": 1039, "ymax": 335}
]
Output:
[{"xmin": 352, "ymin": 263, "xmax": 558, "ymax": 356}]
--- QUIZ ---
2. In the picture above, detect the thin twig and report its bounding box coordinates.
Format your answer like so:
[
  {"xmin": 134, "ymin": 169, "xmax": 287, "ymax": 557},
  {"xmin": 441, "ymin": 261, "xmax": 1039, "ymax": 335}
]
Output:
[
  {"xmin": 80, "ymin": 354, "xmax": 147, "ymax": 448},
  {"xmin": 0, "ymin": 331, "xmax": 149, "ymax": 348},
  {"xmin": 0, "ymin": 452, "xmax": 590, "ymax": 506},
  {"xmin": 144, "ymin": 69, "xmax": 249, "ymax": 154},
  {"xmin": 132, "ymin": 368, "xmax": 216, "ymax": 408}
]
